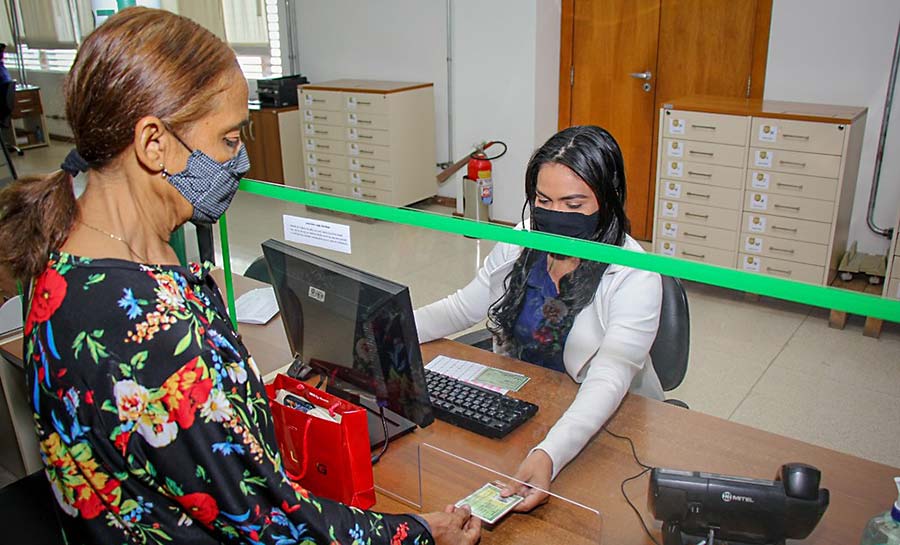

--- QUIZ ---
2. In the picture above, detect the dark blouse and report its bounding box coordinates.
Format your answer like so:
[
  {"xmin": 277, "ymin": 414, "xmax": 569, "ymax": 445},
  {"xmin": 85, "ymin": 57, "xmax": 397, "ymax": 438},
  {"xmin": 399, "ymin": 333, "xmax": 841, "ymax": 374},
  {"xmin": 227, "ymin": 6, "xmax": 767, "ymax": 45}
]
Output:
[
  {"xmin": 24, "ymin": 252, "xmax": 431, "ymax": 545},
  {"xmin": 512, "ymin": 253, "xmax": 575, "ymax": 373}
]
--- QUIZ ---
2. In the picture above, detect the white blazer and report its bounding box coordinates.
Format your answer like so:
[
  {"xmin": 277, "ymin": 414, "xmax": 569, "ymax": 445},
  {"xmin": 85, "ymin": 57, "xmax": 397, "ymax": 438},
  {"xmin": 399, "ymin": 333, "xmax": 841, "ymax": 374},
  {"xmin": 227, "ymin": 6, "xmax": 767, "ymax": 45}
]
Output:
[{"xmin": 414, "ymin": 224, "xmax": 664, "ymax": 478}]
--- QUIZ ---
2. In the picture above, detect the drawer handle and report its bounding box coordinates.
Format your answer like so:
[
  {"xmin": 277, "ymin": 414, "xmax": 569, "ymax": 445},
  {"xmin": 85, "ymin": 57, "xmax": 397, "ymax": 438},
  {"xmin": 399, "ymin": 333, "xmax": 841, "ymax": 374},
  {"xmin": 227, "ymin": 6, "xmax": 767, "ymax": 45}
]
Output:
[
  {"xmin": 686, "ymin": 191, "xmax": 711, "ymax": 199},
  {"xmin": 783, "ymin": 134, "xmax": 810, "ymax": 141},
  {"xmin": 361, "ymin": 179, "xmax": 376, "ymax": 184},
  {"xmin": 684, "ymin": 232, "xmax": 707, "ymax": 240},
  {"xmin": 779, "ymin": 160, "xmax": 807, "ymax": 168},
  {"xmin": 319, "ymin": 186, "xmax": 333, "ymax": 192},
  {"xmin": 360, "ymin": 149, "xmax": 374, "ymax": 155},
  {"xmin": 357, "ymin": 100, "xmax": 372, "ymax": 106},
  {"xmin": 767, "ymin": 267, "xmax": 792, "ymax": 276},
  {"xmin": 18, "ymin": 108, "xmax": 34, "ymax": 114},
  {"xmin": 691, "ymin": 124, "xmax": 717, "ymax": 131},
  {"xmin": 313, "ymin": 115, "xmax": 327, "ymax": 120},
  {"xmin": 774, "ymin": 204, "xmax": 801, "ymax": 211},
  {"xmin": 314, "ymin": 130, "xmax": 328, "ymax": 135},
  {"xmin": 361, "ymin": 193, "xmax": 377, "ymax": 199},
  {"xmin": 687, "ymin": 171, "xmax": 712, "ymax": 178},
  {"xmin": 319, "ymin": 159, "xmax": 331, "ymax": 164},
  {"xmin": 681, "ymin": 251, "xmax": 706, "ymax": 259},
  {"xmin": 776, "ymin": 182, "xmax": 804, "ymax": 190},
  {"xmin": 318, "ymin": 144, "xmax": 331, "ymax": 150},
  {"xmin": 361, "ymin": 164, "xmax": 375, "ymax": 169},
  {"xmin": 312, "ymin": 98, "xmax": 325, "ymax": 102},
  {"xmin": 769, "ymin": 246, "xmax": 795, "ymax": 254},
  {"xmin": 319, "ymin": 172, "xmax": 332, "ymax": 178},
  {"xmin": 771, "ymin": 225, "xmax": 798, "ymax": 233},
  {"xmin": 688, "ymin": 150, "xmax": 714, "ymax": 157},
  {"xmin": 359, "ymin": 134, "xmax": 373, "ymax": 139},
  {"xmin": 684, "ymin": 212, "xmax": 709, "ymax": 219},
  {"xmin": 359, "ymin": 119, "xmax": 372, "ymax": 124}
]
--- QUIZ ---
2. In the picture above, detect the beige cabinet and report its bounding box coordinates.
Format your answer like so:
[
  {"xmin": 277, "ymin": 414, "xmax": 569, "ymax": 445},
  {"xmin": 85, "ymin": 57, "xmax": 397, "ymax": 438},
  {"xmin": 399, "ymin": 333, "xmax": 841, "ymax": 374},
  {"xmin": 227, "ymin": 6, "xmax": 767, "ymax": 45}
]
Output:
[
  {"xmin": 884, "ymin": 211, "xmax": 900, "ymax": 301},
  {"xmin": 298, "ymin": 80, "xmax": 436, "ymax": 207},
  {"xmin": 653, "ymin": 97, "xmax": 867, "ymax": 286}
]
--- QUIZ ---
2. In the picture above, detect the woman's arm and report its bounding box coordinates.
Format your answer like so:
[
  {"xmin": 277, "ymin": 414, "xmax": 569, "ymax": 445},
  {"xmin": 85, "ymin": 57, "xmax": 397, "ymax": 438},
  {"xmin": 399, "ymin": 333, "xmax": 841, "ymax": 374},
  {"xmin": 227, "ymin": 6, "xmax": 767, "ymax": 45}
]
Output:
[
  {"xmin": 535, "ymin": 268, "xmax": 662, "ymax": 478},
  {"xmin": 413, "ymin": 241, "xmax": 518, "ymax": 343}
]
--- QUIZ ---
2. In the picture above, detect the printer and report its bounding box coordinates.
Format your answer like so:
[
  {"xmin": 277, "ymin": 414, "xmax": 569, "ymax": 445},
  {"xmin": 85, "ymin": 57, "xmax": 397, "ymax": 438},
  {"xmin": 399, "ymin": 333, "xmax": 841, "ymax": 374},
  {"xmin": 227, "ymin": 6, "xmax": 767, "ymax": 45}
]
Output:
[{"xmin": 257, "ymin": 74, "xmax": 308, "ymax": 108}]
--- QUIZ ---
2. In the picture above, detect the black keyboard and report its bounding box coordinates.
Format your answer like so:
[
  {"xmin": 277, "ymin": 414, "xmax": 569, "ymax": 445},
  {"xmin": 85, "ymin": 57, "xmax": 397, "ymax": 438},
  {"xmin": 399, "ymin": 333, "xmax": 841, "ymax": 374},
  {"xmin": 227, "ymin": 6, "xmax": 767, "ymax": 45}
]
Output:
[{"xmin": 425, "ymin": 369, "xmax": 538, "ymax": 439}]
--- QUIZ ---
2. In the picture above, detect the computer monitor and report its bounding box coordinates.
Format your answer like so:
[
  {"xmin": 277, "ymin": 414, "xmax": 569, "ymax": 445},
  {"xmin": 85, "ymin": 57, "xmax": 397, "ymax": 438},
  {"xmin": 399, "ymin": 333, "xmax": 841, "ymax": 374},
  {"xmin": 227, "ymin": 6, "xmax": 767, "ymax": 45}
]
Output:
[{"xmin": 262, "ymin": 239, "xmax": 434, "ymax": 446}]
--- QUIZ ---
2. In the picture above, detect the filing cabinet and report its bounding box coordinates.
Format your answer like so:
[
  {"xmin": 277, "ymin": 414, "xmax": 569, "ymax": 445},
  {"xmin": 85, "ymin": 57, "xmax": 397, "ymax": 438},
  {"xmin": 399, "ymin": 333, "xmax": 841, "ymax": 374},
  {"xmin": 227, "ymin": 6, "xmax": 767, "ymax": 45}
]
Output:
[
  {"xmin": 298, "ymin": 80, "xmax": 436, "ymax": 207},
  {"xmin": 243, "ymin": 105, "xmax": 301, "ymax": 185},
  {"xmin": 654, "ymin": 96, "xmax": 867, "ymax": 286},
  {"xmin": 884, "ymin": 210, "xmax": 900, "ymax": 301}
]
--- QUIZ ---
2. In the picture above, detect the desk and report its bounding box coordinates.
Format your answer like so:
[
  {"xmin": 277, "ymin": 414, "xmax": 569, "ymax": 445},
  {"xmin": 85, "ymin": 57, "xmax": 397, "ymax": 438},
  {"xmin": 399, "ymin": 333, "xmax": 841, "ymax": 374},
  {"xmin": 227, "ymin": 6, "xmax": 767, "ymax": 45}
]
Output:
[{"xmin": 2, "ymin": 272, "xmax": 899, "ymax": 544}]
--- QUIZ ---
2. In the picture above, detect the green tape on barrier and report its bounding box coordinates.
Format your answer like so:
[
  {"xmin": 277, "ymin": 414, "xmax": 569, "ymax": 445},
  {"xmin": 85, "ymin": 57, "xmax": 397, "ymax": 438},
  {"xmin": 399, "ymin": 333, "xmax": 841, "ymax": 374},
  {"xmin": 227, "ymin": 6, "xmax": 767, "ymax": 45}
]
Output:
[
  {"xmin": 223, "ymin": 179, "xmax": 900, "ymax": 323},
  {"xmin": 219, "ymin": 215, "xmax": 238, "ymax": 330}
]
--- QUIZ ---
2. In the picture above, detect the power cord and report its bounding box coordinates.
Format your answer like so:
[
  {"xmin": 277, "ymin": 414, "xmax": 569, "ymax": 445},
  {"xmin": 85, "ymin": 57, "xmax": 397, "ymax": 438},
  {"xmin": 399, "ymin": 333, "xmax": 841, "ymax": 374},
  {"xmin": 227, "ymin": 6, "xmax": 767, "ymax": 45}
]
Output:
[
  {"xmin": 370, "ymin": 406, "xmax": 390, "ymax": 465},
  {"xmin": 603, "ymin": 428, "xmax": 661, "ymax": 545}
]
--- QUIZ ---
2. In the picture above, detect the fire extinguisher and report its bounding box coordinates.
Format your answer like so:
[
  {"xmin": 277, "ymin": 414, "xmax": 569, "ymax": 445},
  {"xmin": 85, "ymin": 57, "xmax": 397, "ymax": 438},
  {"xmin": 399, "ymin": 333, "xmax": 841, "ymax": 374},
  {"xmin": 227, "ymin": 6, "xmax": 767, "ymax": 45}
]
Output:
[{"xmin": 466, "ymin": 141, "xmax": 507, "ymax": 206}]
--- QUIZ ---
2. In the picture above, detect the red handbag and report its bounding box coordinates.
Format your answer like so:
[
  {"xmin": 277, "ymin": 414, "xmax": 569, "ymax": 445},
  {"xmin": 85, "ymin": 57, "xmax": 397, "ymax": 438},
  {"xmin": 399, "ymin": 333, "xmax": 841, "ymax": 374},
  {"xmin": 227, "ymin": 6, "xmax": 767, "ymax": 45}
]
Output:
[{"xmin": 266, "ymin": 373, "xmax": 376, "ymax": 509}]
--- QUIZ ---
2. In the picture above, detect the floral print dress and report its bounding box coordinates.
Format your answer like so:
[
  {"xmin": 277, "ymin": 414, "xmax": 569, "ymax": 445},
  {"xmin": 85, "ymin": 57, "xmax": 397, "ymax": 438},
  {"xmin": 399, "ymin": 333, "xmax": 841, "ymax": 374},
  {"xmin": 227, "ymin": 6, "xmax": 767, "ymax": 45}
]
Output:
[{"xmin": 25, "ymin": 252, "xmax": 431, "ymax": 545}]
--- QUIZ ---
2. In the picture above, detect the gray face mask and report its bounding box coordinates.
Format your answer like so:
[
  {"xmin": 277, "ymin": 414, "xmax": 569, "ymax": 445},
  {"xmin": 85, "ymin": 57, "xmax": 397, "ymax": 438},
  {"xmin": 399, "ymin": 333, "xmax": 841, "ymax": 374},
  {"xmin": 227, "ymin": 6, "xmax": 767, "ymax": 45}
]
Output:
[{"xmin": 164, "ymin": 131, "xmax": 251, "ymax": 225}]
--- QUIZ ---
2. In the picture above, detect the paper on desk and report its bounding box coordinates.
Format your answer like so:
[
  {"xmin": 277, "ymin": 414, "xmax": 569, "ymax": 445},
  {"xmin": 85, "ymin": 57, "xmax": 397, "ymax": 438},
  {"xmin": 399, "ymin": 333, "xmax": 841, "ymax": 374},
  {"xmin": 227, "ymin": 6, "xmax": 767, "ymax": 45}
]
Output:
[
  {"xmin": 426, "ymin": 355, "xmax": 530, "ymax": 394},
  {"xmin": 235, "ymin": 287, "xmax": 280, "ymax": 325}
]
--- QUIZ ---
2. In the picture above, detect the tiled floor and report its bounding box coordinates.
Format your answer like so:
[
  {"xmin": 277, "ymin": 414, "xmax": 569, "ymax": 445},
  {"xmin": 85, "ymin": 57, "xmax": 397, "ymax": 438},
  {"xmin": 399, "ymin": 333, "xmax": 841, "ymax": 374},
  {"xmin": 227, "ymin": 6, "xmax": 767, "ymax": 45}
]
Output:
[{"xmin": 8, "ymin": 142, "xmax": 900, "ymax": 475}]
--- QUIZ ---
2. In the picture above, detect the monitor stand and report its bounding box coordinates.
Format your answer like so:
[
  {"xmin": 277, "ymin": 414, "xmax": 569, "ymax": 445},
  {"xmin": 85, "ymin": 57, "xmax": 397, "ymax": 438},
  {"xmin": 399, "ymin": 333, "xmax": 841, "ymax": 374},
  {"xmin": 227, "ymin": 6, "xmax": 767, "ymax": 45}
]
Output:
[{"xmin": 325, "ymin": 382, "xmax": 417, "ymax": 448}]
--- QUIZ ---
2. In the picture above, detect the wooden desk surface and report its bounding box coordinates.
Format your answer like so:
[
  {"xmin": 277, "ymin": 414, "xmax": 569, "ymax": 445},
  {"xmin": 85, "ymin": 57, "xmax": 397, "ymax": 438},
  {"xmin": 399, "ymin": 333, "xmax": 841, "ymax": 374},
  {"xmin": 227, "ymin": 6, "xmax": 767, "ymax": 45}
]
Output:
[{"xmin": 3, "ymin": 272, "xmax": 898, "ymax": 544}]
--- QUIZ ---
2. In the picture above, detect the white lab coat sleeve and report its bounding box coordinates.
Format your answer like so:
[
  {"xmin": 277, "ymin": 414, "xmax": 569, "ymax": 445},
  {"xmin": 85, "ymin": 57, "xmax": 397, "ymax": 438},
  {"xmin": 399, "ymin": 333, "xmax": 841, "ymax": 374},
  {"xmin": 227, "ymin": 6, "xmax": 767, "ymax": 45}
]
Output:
[
  {"xmin": 413, "ymin": 241, "xmax": 518, "ymax": 343},
  {"xmin": 533, "ymin": 268, "xmax": 662, "ymax": 479}
]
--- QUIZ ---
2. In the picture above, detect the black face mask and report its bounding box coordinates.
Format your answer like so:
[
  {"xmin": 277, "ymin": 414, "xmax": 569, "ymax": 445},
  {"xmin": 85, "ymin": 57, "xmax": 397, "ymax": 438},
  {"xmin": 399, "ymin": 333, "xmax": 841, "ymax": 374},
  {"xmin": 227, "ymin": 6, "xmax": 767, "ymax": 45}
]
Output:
[{"xmin": 531, "ymin": 206, "xmax": 600, "ymax": 240}]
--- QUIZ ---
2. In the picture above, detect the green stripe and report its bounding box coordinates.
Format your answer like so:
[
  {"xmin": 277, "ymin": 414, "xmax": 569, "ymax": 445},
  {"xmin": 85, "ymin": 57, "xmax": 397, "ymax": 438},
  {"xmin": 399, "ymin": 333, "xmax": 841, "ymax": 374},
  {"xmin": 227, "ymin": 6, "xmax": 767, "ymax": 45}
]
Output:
[
  {"xmin": 227, "ymin": 179, "xmax": 900, "ymax": 322},
  {"xmin": 218, "ymin": 214, "xmax": 238, "ymax": 330}
]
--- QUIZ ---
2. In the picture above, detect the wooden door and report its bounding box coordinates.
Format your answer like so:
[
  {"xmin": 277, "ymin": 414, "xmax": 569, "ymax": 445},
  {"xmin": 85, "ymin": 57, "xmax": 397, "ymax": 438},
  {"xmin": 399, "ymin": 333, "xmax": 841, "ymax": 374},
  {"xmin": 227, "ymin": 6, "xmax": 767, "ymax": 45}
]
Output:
[
  {"xmin": 559, "ymin": 0, "xmax": 772, "ymax": 240},
  {"xmin": 258, "ymin": 111, "xmax": 285, "ymax": 184},
  {"xmin": 243, "ymin": 110, "xmax": 268, "ymax": 182},
  {"xmin": 562, "ymin": 0, "xmax": 662, "ymax": 241}
]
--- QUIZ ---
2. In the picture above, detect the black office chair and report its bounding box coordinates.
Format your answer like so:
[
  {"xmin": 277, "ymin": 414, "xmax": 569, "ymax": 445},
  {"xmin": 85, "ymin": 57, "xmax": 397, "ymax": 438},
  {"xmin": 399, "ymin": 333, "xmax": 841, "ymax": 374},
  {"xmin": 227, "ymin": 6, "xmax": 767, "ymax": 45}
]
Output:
[
  {"xmin": 0, "ymin": 471, "xmax": 65, "ymax": 544},
  {"xmin": 244, "ymin": 256, "xmax": 271, "ymax": 284},
  {"xmin": 0, "ymin": 81, "xmax": 23, "ymax": 157},
  {"xmin": 453, "ymin": 275, "xmax": 691, "ymax": 407}
]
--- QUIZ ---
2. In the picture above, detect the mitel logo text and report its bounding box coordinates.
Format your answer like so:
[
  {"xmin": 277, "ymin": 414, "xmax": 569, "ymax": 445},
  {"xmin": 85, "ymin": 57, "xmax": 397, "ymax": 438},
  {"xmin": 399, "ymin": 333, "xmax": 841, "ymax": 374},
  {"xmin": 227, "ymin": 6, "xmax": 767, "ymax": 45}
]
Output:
[{"xmin": 721, "ymin": 491, "xmax": 754, "ymax": 503}]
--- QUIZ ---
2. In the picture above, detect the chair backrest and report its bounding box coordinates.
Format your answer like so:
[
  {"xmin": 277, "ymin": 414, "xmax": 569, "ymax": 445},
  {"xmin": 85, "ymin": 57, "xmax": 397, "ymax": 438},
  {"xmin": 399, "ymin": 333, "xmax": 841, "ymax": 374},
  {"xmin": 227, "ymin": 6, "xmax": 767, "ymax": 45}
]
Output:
[{"xmin": 649, "ymin": 275, "xmax": 690, "ymax": 391}]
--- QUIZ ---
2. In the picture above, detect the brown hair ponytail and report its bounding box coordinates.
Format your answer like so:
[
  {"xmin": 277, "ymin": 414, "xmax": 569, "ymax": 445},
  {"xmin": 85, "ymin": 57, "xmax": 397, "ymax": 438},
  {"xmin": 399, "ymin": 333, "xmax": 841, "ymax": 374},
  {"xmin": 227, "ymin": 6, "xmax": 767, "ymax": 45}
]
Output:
[
  {"xmin": 0, "ymin": 171, "xmax": 78, "ymax": 280},
  {"xmin": 0, "ymin": 6, "xmax": 237, "ymax": 281}
]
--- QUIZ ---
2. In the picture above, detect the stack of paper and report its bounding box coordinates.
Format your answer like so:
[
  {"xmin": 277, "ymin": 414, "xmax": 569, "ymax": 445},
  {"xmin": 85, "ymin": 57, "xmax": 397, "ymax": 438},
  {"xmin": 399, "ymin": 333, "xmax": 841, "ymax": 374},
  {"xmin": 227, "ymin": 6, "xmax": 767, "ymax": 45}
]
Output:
[
  {"xmin": 235, "ymin": 287, "xmax": 280, "ymax": 325},
  {"xmin": 426, "ymin": 355, "xmax": 529, "ymax": 394}
]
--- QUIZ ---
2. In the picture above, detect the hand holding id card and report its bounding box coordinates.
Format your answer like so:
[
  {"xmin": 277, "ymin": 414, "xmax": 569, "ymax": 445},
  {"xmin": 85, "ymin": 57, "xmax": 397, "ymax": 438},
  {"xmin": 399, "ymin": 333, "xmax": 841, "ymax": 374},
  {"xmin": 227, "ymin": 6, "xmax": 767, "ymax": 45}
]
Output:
[{"xmin": 455, "ymin": 482, "xmax": 524, "ymax": 525}]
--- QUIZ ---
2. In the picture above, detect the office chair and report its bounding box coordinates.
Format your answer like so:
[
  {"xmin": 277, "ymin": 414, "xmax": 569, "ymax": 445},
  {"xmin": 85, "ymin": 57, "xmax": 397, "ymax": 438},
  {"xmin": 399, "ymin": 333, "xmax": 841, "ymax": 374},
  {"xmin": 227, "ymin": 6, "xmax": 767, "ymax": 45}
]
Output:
[
  {"xmin": 0, "ymin": 81, "xmax": 23, "ymax": 157},
  {"xmin": 0, "ymin": 471, "xmax": 65, "ymax": 544},
  {"xmin": 453, "ymin": 275, "xmax": 691, "ymax": 407},
  {"xmin": 244, "ymin": 256, "xmax": 272, "ymax": 284}
]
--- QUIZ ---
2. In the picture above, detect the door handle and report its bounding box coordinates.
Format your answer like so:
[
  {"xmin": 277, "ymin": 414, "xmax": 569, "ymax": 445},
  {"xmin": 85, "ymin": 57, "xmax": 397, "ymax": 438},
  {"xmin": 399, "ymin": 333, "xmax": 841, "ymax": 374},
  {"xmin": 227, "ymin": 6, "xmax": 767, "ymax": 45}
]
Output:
[{"xmin": 629, "ymin": 71, "xmax": 652, "ymax": 80}]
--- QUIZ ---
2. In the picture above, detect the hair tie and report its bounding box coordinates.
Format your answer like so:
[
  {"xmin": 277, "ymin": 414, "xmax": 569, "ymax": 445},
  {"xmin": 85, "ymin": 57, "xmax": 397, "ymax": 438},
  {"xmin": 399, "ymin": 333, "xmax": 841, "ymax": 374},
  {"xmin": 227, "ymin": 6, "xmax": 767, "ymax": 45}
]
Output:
[{"xmin": 60, "ymin": 148, "xmax": 90, "ymax": 176}]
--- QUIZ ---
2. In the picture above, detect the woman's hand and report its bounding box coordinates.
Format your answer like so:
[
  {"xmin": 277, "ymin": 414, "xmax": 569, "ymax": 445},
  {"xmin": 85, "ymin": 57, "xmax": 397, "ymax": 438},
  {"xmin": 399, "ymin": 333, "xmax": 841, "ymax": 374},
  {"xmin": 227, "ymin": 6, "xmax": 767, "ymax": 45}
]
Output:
[
  {"xmin": 421, "ymin": 504, "xmax": 482, "ymax": 545},
  {"xmin": 501, "ymin": 449, "xmax": 553, "ymax": 512}
]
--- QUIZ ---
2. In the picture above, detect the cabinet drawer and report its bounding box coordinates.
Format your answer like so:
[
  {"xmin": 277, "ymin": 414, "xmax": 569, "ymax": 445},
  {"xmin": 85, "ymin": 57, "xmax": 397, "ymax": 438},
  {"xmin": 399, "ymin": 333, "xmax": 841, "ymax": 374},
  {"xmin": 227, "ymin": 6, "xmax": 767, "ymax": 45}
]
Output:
[
  {"xmin": 301, "ymin": 89, "xmax": 342, "ymax": 111},
  {"xmin": 658, "ymin": 199, "xmax": 740, "ymax": 231},
  {"xmin": 347, "ymin": 127, "xmax": 390, "ymax": 146},
  {"xmin": 744, "ymin": 191, "xmax": 834, "ymax": 223},
  {"xmin": 348, "ymin": 142, "xmax": 391, "ymax": 161},
  {"xmin": 303, "ymin": 123, "xmax": 343, "ymax": 140},
  {"xmin": 751, "ymin": 118, "xmax": 845, "ymax": 155},
  {"xmin": 887, "ymin": 278, "xmax": 900, "ymax": 300},
  {"xmin": 749, "ymin": 148, "xmax": 842, "ymax": 179},
  {"xmin": 348, "ymin": 156, "xmax": 391, "ymax": 176},
  {"xmin": 344, "ymin": 93, "xmax": 389, "ymax": 114},
  {"xmin": 656, "ymin": 220, "xmax": 737, "ymax": 251},
  {"xmin": 741, "ymin": 212, "xmax": 832, "ymax": 245},
  {"xmin": 304, "ymin": 137, "xmax": 344, "ymax": 155},
  {"xmin": 662, "ymin": 109, "xmax": 748, "ymax": 146},
  {"xmin": 739, "ymin": 254, "xmax": 824, "ymax": 284},
  {"xmin": 746, "ymin": 170, "xmax": 838, "ymax": 202},
  {"xmin": 306, "ymin": 164, "xmax": 348, "ymax": 184},
  {"xmin": 891, "ymin": 259, "xmax": 900, "ymax": 281},
  {"xmin": 307, "ymin": 179, "xmax": 348, "ymax": 196},
  {"xmin": 302, "ymin": 109, "xmax": 343, "ymax": 126},
  {"xmin": 350, "ymin": 171, "xmax": 394, "ymax": 192},
  {"xmin": 657, "ymin": 239, "xmax": 736, "ymax": 268},
  {"xmin": 350, "ymin": 185, "xmax": 392, "ymax": 203},
  {"xmin": 346, "ymin": 111, "xmax": 391, "ymax": 130},
  {"xmin": 662, "ymin": 138, "xmax": 745, "ymax": 168},
  {"xmin": 14, "ymin": 90, "xmax": 39, "ymax": 106},
  {"xmin": 304, "ymin": 151, "xmax": 343, "ymax": 169},
  {"xmin": 659, "ymin": 180, "xmax": 742, "ymax": 210},
  {"xmin": 660, "ymin": 159, "xmax": 743, "ymax": 189},
  {"xmin": 740, "ymin": 233, "xmax": 827, "ymax": 266}
]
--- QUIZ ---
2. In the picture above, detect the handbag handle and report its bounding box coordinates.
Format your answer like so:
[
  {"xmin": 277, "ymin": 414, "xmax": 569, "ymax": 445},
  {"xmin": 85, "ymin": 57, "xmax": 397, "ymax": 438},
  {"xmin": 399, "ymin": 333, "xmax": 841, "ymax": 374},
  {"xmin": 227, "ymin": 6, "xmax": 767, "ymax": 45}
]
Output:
[{"xmin": 283, "ymin": 417, "xmax": 314, "ymax": 481}]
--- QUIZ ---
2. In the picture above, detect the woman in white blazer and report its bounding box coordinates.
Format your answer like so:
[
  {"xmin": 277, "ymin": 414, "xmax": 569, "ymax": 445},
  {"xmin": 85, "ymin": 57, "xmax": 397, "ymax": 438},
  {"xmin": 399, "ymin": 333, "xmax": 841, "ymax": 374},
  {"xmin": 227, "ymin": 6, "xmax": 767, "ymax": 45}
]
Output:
[{"xmin": 414, "ymin": 126, "xmax": 664, "ymax": 511}]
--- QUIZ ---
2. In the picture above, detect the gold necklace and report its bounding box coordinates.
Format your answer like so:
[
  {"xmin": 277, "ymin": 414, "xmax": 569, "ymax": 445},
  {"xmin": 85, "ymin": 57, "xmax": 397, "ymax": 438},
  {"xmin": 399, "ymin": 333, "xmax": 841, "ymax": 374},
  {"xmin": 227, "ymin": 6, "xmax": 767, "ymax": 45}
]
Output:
[{"xmin": 78, "ymin": 220, "xmax": 149, "ymax": 263}]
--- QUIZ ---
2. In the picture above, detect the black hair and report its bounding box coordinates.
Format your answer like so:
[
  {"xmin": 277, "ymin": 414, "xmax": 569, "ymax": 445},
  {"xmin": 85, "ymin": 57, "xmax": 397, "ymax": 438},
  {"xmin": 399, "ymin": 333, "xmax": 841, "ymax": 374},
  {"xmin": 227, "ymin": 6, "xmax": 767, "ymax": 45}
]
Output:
[{"xmin": 486, "ymin": 126, "xmax": 630, "ymax": 356}]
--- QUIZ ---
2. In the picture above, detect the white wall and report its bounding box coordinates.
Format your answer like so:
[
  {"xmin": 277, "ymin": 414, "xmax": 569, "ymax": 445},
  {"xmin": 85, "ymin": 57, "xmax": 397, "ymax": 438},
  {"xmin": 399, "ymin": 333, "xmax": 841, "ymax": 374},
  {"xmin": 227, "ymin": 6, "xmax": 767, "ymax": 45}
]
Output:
[{"xmin": 765, "ymin": 0, "xmax": 900, "ymax": 254}]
